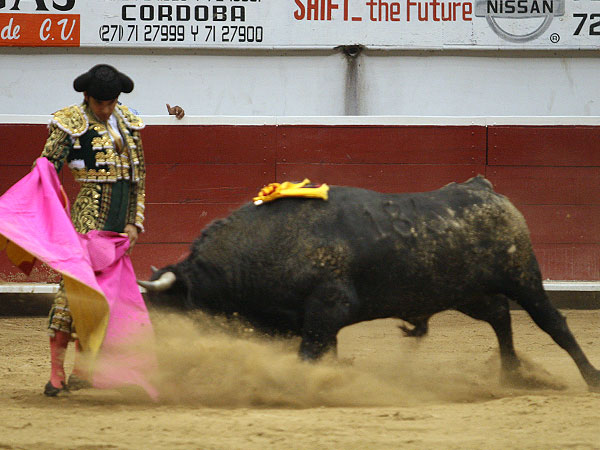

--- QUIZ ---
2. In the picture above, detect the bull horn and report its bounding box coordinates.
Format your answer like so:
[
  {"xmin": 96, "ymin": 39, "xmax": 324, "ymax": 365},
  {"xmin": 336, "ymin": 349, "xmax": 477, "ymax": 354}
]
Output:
[
  {"xmin": 151, "ymin": 265, "xmax": 159, "ymax": 273},
  {"xmin": 137, "ymin": 271, "xmax": 176, "ymax": 291}
]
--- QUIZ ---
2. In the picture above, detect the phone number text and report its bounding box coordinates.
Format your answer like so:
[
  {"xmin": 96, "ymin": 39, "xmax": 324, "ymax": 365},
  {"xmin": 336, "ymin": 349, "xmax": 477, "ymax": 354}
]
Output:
[{"xmin": 98, "ymin": 24, "xmax": 264, "ymax": 43}]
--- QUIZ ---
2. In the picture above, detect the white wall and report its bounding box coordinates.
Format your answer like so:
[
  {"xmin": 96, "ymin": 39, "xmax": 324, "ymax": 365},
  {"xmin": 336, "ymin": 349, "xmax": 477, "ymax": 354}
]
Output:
[
  {"xmin": 363, "ymin": 52, "xmax": 600, "ymax": 116},
  {"xmin": 1, "ymin": 48, "xmax": 598, "ymax": 117}
]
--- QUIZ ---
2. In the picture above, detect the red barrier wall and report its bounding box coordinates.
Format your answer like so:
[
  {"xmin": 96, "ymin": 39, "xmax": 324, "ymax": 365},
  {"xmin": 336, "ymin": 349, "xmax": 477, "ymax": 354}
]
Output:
[{"xmin": 0, "ymin": 123, "xmax": 598, "ymax": 281}]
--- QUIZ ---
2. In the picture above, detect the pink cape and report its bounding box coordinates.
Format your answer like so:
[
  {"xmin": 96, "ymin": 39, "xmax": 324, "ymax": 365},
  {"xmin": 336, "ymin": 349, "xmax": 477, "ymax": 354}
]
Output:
[{"xmin": 0, "ymin": 157, "xmax": 158, "ymax": 399}]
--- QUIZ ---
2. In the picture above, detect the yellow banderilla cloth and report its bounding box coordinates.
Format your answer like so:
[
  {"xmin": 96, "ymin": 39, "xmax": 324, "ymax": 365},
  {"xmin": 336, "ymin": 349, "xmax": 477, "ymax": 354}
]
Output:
[{"xmin": 253, "ymin": 179, "xmax": 329, "ymax": 205}]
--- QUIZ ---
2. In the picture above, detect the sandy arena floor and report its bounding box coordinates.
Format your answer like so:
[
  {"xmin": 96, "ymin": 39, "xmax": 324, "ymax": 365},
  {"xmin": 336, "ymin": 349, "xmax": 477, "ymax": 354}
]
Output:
[{"xmin": 0, "ymin": 309, "xmax": 599, "ymax": 450}]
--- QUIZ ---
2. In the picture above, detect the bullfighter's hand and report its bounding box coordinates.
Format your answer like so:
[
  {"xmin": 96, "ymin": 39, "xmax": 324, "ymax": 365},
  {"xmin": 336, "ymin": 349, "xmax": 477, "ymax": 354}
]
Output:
[
  {"xmin": 166, "ymin": 103, "xmax": 185, "ymax": 119},
  {"xmin": 123, "ymin": 224, "xmax": 139, "ymax": 254}
]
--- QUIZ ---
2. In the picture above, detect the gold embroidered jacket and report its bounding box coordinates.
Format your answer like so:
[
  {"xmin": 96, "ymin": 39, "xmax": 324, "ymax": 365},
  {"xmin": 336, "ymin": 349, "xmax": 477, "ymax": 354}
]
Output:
[{"xmin": 40, "ymin": 103, "xmax": 146, "ymax": 234}]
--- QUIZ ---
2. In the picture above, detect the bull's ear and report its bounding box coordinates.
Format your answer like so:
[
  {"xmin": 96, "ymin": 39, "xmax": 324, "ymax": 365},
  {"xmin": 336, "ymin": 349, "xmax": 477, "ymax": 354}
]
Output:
[{"xmin": 137, "ymin": 271, "xmax": 176, "ymax": 291}]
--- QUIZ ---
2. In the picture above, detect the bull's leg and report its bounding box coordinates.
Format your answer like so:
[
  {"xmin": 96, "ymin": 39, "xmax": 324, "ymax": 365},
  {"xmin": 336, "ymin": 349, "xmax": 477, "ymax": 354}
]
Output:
[
  {"xmin": 299, "ymin": 280, "xmax": 359, "ymax": 361},
  {"xmin": 509, "ymin": 282, "xmax": 600, "ymax": 391},
  {"xmin": 399, "ymin": 316, "xmax": 430, "ymax": 337},
  {"xmin": 456, "ymin": 296, "xmax": 521, "ymax": 379}
]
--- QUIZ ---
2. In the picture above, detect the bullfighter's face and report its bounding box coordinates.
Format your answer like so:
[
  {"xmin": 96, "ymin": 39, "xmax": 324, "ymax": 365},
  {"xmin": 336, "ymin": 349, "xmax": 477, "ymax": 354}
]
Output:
[{"xmin": 85, "ymin": 94, "xmax": 118, "ymax": 123}]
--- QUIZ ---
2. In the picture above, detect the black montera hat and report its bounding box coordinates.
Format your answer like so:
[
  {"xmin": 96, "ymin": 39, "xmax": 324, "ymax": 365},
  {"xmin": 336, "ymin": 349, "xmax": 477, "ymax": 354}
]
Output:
[{"xmin": 73, "ymin": 64, "xmax": 134, "ymax": 101}]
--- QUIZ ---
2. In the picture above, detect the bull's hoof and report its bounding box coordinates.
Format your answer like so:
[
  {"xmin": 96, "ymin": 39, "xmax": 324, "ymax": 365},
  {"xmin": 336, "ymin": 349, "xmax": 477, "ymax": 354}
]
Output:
[
  {"xmin": 398, "ymin": 323, "xmax": 428, "ymax": 338},
  {"xmin": 44, "ymin": 381, "xmax": 69, "ymax": 397},
  {"xmin": 584, "ymin": 370, "xmax": 600, "ymax": 393},
  {"xmin": 67, "ymin": 374, "xmax": 92, "ymax": 391}
]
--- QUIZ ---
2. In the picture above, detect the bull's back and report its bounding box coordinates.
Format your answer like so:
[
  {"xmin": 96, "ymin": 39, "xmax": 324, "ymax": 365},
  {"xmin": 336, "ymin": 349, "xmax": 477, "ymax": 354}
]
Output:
[
  {"xmin": 205, "ymin": 177, "xmax": 529, "ymax": 270},
  {"xmin": 195, "ymin": 178, "xmax": 534, "ymax": 318}
]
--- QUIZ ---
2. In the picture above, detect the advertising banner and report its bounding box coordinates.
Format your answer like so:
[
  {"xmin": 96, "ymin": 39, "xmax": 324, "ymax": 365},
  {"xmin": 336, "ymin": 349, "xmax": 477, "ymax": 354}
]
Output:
[{"xmin": 0, "ymin": 0, "xmax": 599, "ymax": 49}]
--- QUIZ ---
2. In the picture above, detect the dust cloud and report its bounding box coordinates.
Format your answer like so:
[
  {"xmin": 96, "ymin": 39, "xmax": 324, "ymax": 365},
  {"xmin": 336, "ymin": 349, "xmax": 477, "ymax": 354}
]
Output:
[{"xmin": 141, "ymin": 311, "xmax": 565, "ymax": 408}]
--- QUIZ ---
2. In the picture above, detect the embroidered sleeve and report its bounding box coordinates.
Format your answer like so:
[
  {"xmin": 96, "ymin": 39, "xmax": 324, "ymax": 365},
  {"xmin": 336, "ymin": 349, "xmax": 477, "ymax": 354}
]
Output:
[
  {"xmin": 40, "ymin": 124, "xmax": 72, "ymax": 173},
  {"xmin": 127, "ymin": 130, "xmax": 146, "ymax": 233}
]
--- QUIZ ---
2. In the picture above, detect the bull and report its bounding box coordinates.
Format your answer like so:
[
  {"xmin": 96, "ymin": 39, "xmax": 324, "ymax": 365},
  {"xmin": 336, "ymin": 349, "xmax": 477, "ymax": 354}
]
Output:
[{"xmin": 139, "ymin": 176, "xmax": 600, "ymax": 391}]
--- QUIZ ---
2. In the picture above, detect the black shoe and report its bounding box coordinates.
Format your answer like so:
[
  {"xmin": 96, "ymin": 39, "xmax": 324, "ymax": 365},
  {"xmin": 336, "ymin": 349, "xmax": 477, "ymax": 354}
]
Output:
[
  {"xmin": 67, "ymin": 374, "xmax": 92, "ymax": 391},
  {"xmin": 44, "ymin": 380, "xmax": 69, "ymax": 397}
]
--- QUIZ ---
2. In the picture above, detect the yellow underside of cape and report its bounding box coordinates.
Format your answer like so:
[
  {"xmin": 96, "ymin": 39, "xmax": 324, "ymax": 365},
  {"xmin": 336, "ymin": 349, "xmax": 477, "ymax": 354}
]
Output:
[
  {"xmin": 0, "ymin": 235, "xmax": 36, "ymax": 274},
  {"xmin": 0, "ymin": 234, "xmax": 108, "ymax": 358}
]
